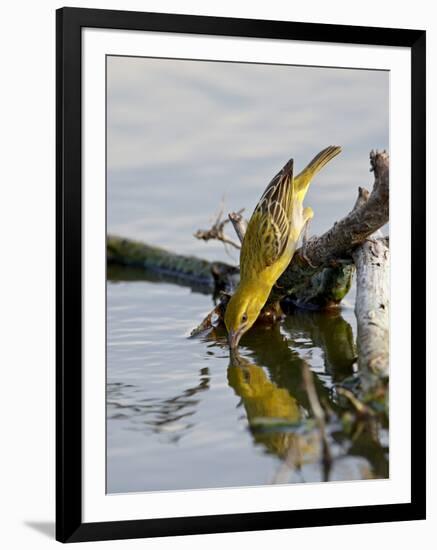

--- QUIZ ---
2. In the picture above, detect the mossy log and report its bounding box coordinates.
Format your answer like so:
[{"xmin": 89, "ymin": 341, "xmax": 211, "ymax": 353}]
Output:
[
  {"xmin": 107, "ymin": 235, "xmax": 353, "ymax": 307},
  {"xmin": 107, "ymin": 236, "xmax": 240, "ymax": 294}
]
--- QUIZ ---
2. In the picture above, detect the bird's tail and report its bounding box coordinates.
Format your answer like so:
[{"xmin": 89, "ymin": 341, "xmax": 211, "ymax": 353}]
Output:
[{"xmin": 293, "ymin": 145, "xmax": 342, "ymax": 201}]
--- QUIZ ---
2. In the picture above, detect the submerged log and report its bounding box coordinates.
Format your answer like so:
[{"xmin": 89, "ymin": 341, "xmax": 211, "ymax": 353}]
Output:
[{"xmin": 352, "ymin": 235, "xmax": 390, "ymax": 378}]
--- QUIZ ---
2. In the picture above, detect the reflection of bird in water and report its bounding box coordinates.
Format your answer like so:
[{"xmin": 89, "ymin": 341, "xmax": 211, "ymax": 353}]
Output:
[
  {"xmin": 228, "ymin": 351, "xmax": 319, "ymax": 463},
  {"xmin": 205, "ymin": 306, "xmax": 386, "ymax": 481},
  {"xmin": 228, "ymin": 357, "xmax": 299, "ymax": 421},
  {"xmin": 225, "ymin": 146, "xmax": 342, "ymax": 348}
]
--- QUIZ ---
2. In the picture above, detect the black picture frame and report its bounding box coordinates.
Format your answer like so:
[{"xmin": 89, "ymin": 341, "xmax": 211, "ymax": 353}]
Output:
[{"xmin": 56, "ymin": 6, "xmax": 426, "ymax": 543}]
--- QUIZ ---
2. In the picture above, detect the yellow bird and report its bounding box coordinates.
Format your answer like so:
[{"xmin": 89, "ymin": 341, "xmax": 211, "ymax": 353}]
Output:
[{"xmin": 224, "ymin": 146, "xmax": 342, "ymax": 348}]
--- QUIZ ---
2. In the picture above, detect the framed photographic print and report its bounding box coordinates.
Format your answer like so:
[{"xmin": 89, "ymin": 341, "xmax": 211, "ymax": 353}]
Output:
[{"xmin": 56, "ymin": 7, "xmax": 426, "ymax": 543}]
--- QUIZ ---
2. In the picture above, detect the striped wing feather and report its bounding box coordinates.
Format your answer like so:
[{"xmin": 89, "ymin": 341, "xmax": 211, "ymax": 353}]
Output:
[{"xmin": 240, "ymin": 167, "xmax": 293, "ymax": 279}]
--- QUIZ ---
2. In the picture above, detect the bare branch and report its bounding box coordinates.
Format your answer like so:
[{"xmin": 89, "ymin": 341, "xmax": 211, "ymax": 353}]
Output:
[
  {"xmin": 272, "ymin": 151, "xmax": 389, "ymax": 306},
  {"xmin": 194, "ymin": 207, "xmax": 244, "ymax": 250},
  {"xmin": 294, "ymin": 150, "xmax": 389, "ymax": 268},
  {"xmin": 228, "ymin": 210, "xmax": 247, "ymax": 243},
  {"xmin": 353, "ymin": 186, "xmax": 370, "ymax": 211},
  {"xmin": 352, "ymin": 235, "xmax": 390, "ymax": 377}
]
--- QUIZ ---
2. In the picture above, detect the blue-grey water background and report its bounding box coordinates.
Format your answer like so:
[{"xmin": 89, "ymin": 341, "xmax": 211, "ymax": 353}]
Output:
[{"xmin": 106, "ymin": 56, "xmax": 389, "ymax": 493}]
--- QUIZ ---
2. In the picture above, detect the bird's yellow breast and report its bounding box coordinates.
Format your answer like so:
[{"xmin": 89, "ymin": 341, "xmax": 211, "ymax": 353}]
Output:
[{"xmin": 259, "ymin": 244, "xmax": 295, "ymax": 288}]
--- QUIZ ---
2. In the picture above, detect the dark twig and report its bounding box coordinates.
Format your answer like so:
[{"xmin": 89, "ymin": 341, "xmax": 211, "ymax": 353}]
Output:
[
  {"xmin": 194, "ymin": 204, "xmax": 244, "ymax": 250},
  {"xmin": 189, "ymin": 305, "xmax": 222, "ymax": 337},
  {"xmin": 302, "ymin": 364, "xmax": 333, "ymax": 481},
  {"xmin": 336, "ymin": 387, "xmax": 376, "ymax": 417}
]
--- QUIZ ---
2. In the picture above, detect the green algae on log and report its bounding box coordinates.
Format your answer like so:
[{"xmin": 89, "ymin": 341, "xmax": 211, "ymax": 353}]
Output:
[
  {"xmin": 107, "ymin": 235, "xmax": 239, "ymax": 293},
  {"xmin": 272, "ymin": 256, "xmax": 354, "ymax": 309}
]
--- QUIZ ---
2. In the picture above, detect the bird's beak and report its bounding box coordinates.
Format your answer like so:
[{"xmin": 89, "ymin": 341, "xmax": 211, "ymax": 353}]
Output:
[{"xmin": 228, "ymin": 329, "xmax": 243, "ymax": 350}]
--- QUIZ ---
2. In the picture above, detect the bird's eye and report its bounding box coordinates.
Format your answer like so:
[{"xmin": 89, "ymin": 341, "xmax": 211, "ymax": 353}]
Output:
[{"xmin": 241, "ymin": 313, "xmax": 248, "ymax": 323}]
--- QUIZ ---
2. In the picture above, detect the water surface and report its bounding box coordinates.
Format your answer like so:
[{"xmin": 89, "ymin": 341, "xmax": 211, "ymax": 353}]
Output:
[{"xmin": 107, "ymin": 268, "xmax": 388, "ymax": 493}]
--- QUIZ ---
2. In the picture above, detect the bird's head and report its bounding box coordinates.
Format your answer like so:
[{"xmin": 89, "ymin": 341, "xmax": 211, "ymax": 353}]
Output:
[{"xmin": 224, "ymin": 283, "xmax": 269, "ymax": 349}]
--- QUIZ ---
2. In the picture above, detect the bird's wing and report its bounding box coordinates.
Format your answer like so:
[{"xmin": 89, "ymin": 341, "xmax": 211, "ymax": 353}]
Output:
[{"xmin": 240, "ymin": 162, "xmax": 294, "ymax": 278}]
